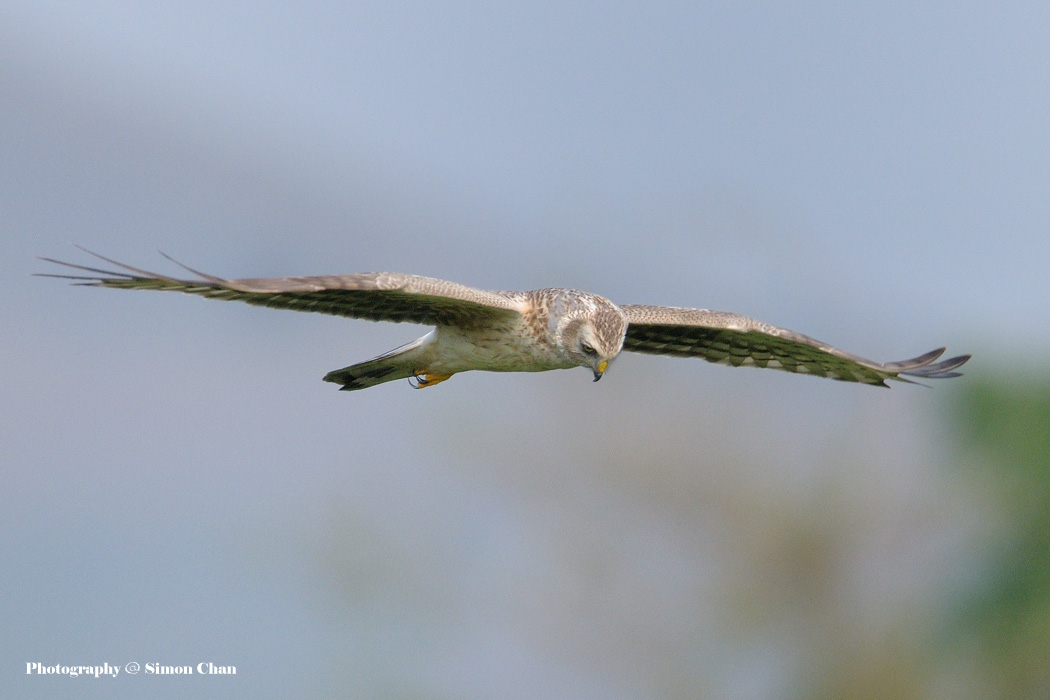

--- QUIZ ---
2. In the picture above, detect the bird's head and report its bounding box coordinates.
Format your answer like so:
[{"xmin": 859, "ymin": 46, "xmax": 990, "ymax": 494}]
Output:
[{"xmin": 551, "ymin": 292, "xmax": 627, "ymax": 382}]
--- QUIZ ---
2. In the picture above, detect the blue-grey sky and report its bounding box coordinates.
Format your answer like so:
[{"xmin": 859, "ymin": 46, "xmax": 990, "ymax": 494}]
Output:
[{"xmin": 3, "ymin": 3, "xmax": 1047, "ymax": 699}]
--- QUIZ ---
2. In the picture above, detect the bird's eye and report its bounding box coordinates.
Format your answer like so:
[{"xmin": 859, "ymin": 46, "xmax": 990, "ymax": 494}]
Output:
[{"xmin": 580, "ymin": 343, "xmax": 597, "ymax": 356}]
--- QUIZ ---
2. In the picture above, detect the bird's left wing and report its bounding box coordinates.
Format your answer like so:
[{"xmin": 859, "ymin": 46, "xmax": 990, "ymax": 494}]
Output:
[
  {"xmin": 620, "ymin": 304, "xmax": 969, "ymax": 386},
  {"xmin": 37, "ymin": 249, "xmax": 523, "ymax": 327}
]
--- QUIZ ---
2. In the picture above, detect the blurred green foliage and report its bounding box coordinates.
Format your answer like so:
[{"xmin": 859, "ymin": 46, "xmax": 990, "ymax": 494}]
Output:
[{"xmin": 948, "ymin": 373, "xmax": 1050, "ymax": 699}]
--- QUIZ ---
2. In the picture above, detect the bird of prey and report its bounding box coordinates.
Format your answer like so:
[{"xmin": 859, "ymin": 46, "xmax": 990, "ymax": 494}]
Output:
[{"xmin": 39, "ymin": 249, "xmax": 970, "ymax": 392}]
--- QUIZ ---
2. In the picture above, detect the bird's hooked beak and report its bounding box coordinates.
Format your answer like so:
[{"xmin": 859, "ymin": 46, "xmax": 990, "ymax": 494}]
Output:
[{"xmin": 592, "ymin": 360, "xmax": 609, "ymax": 382}]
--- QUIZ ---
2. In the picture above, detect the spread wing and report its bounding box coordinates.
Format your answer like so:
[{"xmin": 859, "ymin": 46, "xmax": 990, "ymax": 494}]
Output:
[
  {"xmin": 37, "ymin": 248, "xmax": 523, "ymax": 328},
  {"xmin": 620, "ymin": 304, "xmax": 970, "ymax": 386}
]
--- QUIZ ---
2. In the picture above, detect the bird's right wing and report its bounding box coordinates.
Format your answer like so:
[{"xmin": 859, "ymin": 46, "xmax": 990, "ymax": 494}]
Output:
[{"xmin": 38, "ymin": 248, "xmax": 523, "ymax": 328}]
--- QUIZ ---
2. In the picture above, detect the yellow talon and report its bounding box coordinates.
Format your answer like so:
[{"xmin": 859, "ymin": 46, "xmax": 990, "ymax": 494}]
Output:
[{"xmin": 412, "ymin": 371, "xmax": 454, "ymax": 388}]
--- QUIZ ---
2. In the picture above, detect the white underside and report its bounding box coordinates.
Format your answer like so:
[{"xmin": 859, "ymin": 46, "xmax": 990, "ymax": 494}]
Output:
[{"xmin": 415, "ymin": 324, "xmax": 576, "ymax": 374}]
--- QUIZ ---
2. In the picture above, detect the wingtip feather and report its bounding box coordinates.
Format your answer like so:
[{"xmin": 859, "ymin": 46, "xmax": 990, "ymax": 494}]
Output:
[{"xmin": 895, "ymin": 349, "xmax": 971, "ymax": 380}]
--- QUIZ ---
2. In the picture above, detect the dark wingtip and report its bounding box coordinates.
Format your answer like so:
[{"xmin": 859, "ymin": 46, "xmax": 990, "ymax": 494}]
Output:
[
  {"xmin": 36, "ymin": 245, "xmax": 186, "ymax": 284},
  {"xmin": 34, "ymin": 251, "xmax": 138, "ymax": 282},
  {"xmin": 896, "ymin": 349, "xmax": 971, "ymax": 380}
]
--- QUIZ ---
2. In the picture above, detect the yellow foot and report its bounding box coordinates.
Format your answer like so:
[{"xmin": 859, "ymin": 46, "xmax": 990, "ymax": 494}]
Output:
[{"xmin": 410, "ymin": 371, "xmax": 454, "ymax": 389}]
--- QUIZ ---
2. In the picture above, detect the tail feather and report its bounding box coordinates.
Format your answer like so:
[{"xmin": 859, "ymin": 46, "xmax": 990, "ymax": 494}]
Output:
[{"xmin": 323, "ymin": 335, "xmax": 430, "ymax": 391}]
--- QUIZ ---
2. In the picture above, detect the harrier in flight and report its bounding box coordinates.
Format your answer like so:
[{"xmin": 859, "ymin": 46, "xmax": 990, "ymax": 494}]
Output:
[{"xmin": 39, "ymin": 249, "xmax": 970, "ymax": 391}]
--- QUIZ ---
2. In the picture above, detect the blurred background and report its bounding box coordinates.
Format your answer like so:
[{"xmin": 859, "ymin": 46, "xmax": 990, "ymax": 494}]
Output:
[{"xmin": 3, "ymin": 3, "xmax": 1049, "ymax": 698}]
